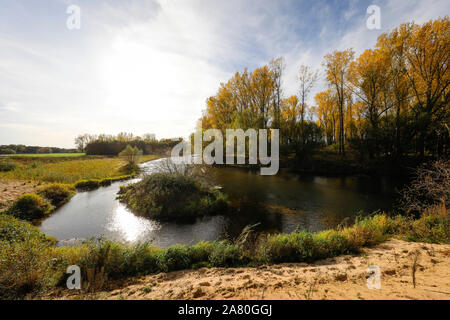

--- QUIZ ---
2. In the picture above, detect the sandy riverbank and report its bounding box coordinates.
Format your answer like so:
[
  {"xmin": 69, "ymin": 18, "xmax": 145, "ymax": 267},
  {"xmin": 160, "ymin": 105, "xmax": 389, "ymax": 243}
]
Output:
[
  {"xmin": 51, "ymin": 239, "xmax": 450, "ymax": 300},
  {"xmin": 0, "ymin": 179, "xmax": 39, "ymax": 210}
]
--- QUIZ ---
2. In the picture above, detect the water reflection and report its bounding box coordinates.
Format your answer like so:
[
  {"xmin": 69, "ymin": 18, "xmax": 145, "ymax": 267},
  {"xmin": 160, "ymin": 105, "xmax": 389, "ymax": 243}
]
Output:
[{"xmin": 107, "ymin": 204, "xmax": 159, "ymax": 243}]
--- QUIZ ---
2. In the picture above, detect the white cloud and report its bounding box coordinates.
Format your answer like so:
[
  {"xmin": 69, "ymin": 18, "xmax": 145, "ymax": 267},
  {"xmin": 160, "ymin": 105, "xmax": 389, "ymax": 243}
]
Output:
[{"xmin": 0, "ymin": 0, "xmax": 448, "ymax": 147}]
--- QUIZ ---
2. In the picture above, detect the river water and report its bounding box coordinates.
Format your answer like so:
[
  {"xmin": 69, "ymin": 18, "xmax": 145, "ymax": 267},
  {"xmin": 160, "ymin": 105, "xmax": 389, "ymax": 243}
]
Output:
[{"xmin": 38, "ymin": 158, "xmax": 407, "ymax": 248}]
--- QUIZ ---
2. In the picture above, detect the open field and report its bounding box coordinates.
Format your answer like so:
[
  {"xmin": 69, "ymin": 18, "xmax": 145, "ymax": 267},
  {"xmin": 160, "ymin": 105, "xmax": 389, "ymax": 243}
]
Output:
[
  {"xmin": 0, "ymin": 158, "xmax": 127, "ymax": 184},
  {"xmin": 0, "ymin": 154, "xmax": 162, "ymax": 183},
  {"xmin": 0, "ymin": 153, "xmax": 85, "ymax": 158}
]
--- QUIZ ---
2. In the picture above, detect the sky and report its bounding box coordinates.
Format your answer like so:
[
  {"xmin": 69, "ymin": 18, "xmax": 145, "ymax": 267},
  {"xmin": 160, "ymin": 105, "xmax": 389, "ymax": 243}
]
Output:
[{"xmin": 0, "ymin": 0, "xmax": 448, "ymax": 148}]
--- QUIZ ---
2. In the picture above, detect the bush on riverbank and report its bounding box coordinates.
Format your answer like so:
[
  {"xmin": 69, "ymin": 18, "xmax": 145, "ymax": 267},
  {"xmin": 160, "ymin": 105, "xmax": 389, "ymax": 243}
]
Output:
[
  {"xmin": 118, "ymin": 173, "xmax": 228, "ymax": 220},
  {"xmin": 6, "ymin": 194, "xmax": 54, "ymax": 220},
  {"xmin": 0, "ymin": 214, "xmax": 58, "ymax": 299},
  {"xmin": 37, "ymin": 183, "xmax": 75, "ymax": 207},
  {"xmin": 75, "ymin": 179, "xmax": 101, "ymax": 190}
]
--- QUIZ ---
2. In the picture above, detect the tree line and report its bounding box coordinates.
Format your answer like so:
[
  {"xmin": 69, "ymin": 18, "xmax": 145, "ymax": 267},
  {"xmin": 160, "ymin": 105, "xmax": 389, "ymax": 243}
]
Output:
[
  {"xmin": 199, "ymin": 18, "xmax": 449, "ymax": 162},
  {"xmin": 75, "ymin": 132, "xmax": 182, "ymax": 156},
  {"xmin": 0, "ymin": 145, "xmax": 77, "ymax": 155}
]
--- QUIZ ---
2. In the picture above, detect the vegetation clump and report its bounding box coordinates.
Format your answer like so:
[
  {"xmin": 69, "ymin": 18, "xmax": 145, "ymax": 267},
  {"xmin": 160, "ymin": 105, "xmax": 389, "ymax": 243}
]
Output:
[
  {"xmin": 6, "ymin": 194, "xmax": 54, "ymax": 220},
  {"xmin": 118, "ymin": 173, "xmax": 228, "ymax": 220},
  {"xmin": 119, "ymin": 145, "xmax": 143, "ymax": 165},
  {"xmin": 37, "ymin": 183, "xmax": 75, "ymax": 207},
  {"xmin": 0, "ymin": 161, "xmax": 16, "ymax": 172},
  {"xmin": 0, "ymin": 214, "xmax": 57, "ymax": 299},
  {"xmin": 75, "ymin": 179, "xmax": 100, "ymax": 190}
]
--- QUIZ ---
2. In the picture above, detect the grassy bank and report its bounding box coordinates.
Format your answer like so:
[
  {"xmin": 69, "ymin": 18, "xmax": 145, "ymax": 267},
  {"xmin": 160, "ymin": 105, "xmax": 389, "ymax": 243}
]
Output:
[{"xmin": 0, "ymin": 205, "xmax": 448, "ymax": 298}]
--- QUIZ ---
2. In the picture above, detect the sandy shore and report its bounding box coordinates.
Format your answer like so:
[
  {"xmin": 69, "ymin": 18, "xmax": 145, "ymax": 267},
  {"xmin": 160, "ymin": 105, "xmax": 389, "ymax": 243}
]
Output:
[
  {"xmin": 0, "ymin": 179, "xmax": 39, "ymax": 210},
  {"xmin": 54, "ymin": 239, "xmax": 450, "ymax": 300}
]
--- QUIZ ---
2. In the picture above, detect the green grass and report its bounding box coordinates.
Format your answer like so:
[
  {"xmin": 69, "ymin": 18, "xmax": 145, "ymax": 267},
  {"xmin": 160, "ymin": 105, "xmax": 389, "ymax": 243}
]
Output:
[
  {"xmin": 1, "ymin": 205, "xmax": 448, "ymax": 298},
  {"xmin": 0, "ymin": 153, "xmax": 85, "ymax": 158}
]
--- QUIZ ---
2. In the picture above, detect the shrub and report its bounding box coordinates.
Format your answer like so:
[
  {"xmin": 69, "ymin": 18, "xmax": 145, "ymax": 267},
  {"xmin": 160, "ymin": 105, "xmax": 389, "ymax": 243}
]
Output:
[
  {"xmin": 187, "ymin": 241, "xmax": 215, "ymax": 265},
  {"xmin": 100, "ymin": 178, "xmax": 112, "ymax": 187},
  {"xmin": 38, "ymin": 183, "xmax": 75, "ymax": 206},
  {"xmin": 400, "ymin": 160, "xmax": 450, "ymax": 214},
  {"xmin": 403, "ymin": 205, "xmax": 450, "ymax": 244},
  {"xmin": 157, "ymin": 245, "xmax": 192, "ymax": 272},
  {"xmin": 119, "ymin": 145, "xmax": 143, "ymax": 165},
  {"xmin": 209, "ymin": 241, "xmax": 242, "ymax": 267},
  {"xmin": 119, "ymin": 163, "xmax": 140, "ymax": 175},
  {"xmin": 0, "ymin": 161, "xmax": 16, "ymax": 172},
  {"xmin": 76, "ymin": 239, "xmax": 126, "ymax": 286},
  {"xmin": 118, "ymin": 173, "xmax": 228, "ymax": 220},
  {"xmin": 75, "ymin": 179, "xmax": 100, "ymax": 190},
  {"xmin": 262, "ymin": 231, "xmax": 317, "ymax": 263},
  {"xmin": 0, "ymin": 213, "xmax": 53, "ymax": 244},
  {"xmin": 0, "ymin": 214, "xmax": 57, "ymax": 298},
  {"xmin": 120, "ymin": 243, "xmax": 160, "ymax": 276},
  {"xmin": 7, "ymin": 194, "xmax": 54, "ymax": 220}
]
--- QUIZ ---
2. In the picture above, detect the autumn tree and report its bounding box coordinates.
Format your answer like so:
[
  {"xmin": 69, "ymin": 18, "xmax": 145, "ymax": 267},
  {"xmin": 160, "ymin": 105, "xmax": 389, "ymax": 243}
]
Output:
[
  {"xmin": 348, "ymin": 49, "xmax": 391, "ymax": 158},
  {"xmin": 315, "ymin": 89, "xmax": 337, "ymax": 146},
  {"xmin": 323, "ymin": 49, "xmax": 355, "ymax": 156},
  {"xmin": 400, "ymin": 18, "xmax": 449, "ymax": 158},
  {"xmin": 270, "ymin": 57, "xmax": 285, "ymax": 129},
  {"xmin": 298, "ymin": 65, "xmax": 319, "ymax": 123}
]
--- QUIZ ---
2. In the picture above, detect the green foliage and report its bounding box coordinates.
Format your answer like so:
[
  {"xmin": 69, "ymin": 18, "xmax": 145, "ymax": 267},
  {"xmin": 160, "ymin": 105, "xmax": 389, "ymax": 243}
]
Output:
[
  {"xmin": 99, "ymin": 178, "xmax": 112, "ymax": 187},
  {"xmin": 38, "ymin": 183, "xmax": 75, "ymax": 207},
  {"xmin": 85, "ymin": 137, "xmax": 180, "ymax": 156},
  {"xmin": 75, "ymin": 179, "xmax": 100, "ymax": 190},
  {"xmin": 0, "ymin": 213, "xmax": 53, "ymax": 244},
  {"xmin": 208, "ymin": 241, "xmax": 242, "ymax": 267},
  {"xmin": 0, "ymin": 214, "xmax": 57, "ymax": 299},
  {"xmin": 6, "ymin": 194, "xmax": 54, "ymax": 220},
  {"xmin": 0, "ymin": 161, "xmax": 16, "ymax": 172},
  {"xmin": 403, "ymin": 206, "xmax": 450, "ymax": 243},
  {"xmin": 119, "ymin": 163, "xmax": 140, "ymax": 175},
  {"xmin": 156, "ymin": 245, "xmax": 191, "ymax": 272},
  {"xmin": 118, "ymin": 173, "xmax": 228, "ymax": 220},
  {"xmin": 119, "ymin": 145, "xmax": 143, "ymax": 165}
]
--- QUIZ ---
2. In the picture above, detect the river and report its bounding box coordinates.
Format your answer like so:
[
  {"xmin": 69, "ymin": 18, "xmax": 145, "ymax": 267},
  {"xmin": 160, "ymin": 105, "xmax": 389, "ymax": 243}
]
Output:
[{"xmin": 38, "ymin": 158, "xmax": 407, "ymax": 248}]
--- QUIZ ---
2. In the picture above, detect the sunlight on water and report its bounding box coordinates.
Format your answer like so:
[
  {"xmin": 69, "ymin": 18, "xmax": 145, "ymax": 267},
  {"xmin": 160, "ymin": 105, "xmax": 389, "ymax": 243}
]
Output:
[{"xmin": 107, "ymin": 204, "xmax": 159, "ymax": 242}]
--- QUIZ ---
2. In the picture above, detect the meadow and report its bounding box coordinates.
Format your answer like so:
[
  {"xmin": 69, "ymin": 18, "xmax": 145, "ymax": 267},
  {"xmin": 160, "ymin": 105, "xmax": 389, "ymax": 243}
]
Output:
[{"xmin": 0, "ymin": 154, "xmax": 162, "ymax": 184}]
